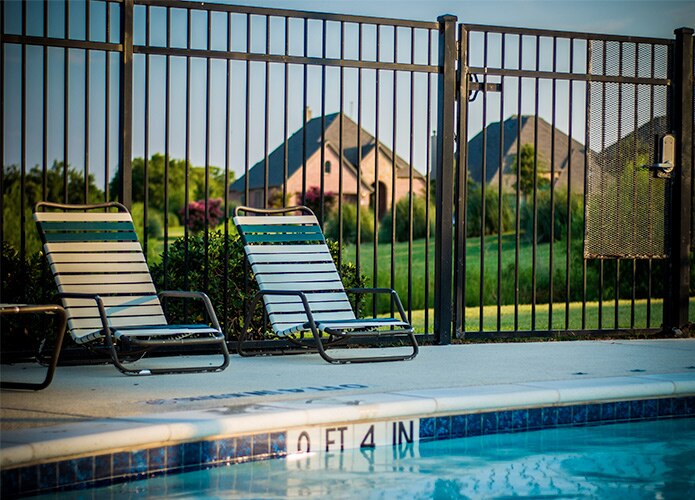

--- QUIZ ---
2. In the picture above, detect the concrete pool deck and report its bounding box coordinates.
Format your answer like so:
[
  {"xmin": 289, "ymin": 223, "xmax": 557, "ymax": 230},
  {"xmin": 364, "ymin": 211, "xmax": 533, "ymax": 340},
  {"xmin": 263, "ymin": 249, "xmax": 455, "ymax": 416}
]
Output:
[{"xmin": 2, "ymin": 339, "xmax": 695, "ymax": 487}]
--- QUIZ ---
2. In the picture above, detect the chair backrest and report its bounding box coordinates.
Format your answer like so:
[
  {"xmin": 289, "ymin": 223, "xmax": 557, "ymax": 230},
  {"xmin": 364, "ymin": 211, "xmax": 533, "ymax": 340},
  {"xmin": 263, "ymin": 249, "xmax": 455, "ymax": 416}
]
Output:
[
  {"xmin": 34, "ymin": 202, "xmax": 167, "ymax": 344},
  {"xmin": 234, "ymin": 207, "xmax": 356, "ymax": 335}
]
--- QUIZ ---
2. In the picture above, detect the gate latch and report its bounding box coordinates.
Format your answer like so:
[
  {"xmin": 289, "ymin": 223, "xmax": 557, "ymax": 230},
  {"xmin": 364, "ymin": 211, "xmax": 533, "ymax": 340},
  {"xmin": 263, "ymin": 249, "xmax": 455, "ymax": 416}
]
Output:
[{"xmin": 644, "ymin": 134, "xmax": 676, "ymax": 179}]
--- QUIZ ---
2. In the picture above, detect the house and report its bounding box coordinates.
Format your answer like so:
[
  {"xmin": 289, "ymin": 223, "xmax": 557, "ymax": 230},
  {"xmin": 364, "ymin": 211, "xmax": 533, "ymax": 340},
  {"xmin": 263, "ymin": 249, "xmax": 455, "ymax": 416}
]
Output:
[
  {"xmin": 229, "ymin": 112, "xmax": 428, "ymax": 218},
  {"xmin": 467, "ymin": 115, "xmax": 586, "ymax": 193}
]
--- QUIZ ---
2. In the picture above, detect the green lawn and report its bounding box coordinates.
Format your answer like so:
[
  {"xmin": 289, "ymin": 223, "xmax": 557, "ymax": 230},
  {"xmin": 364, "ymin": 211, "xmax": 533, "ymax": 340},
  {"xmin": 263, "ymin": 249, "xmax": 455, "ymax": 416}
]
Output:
[
  {"xmin": 146, "ymin": 229, "xmax": 693, "ymax": 332},
  {"xmin": 399, "ymin": 297, "xmax": 695, "ymax": 335},
  {"xmin": 340, "ymin": 234, "xmax": 570, "ymax": 312}
]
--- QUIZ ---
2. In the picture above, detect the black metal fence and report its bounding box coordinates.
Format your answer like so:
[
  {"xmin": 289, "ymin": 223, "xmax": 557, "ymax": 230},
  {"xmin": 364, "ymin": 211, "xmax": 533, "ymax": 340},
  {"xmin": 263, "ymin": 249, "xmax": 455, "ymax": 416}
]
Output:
[
  {"xmin": 454, "ymin": 24, "xmax": 693, "ymax": 339},
  {"xmin": 1, "ymin": 0, "xmax": 692, "ymax": 351}
]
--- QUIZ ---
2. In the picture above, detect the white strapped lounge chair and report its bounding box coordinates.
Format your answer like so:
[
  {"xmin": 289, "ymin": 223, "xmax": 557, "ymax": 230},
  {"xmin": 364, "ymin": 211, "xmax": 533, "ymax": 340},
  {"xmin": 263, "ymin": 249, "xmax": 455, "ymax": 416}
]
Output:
[
  {"xmin": 233, "ymin": 205, "xmax": 418, "ymax": 364},
  {"xmin": 34, "ymin": 202, "xmax": 230, "ymax": 375}
]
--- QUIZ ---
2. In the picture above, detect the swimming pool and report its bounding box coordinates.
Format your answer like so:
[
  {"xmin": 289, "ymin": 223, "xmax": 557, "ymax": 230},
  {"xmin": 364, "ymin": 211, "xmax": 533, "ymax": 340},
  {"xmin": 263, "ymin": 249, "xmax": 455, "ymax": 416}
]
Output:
[{"xmin": 44, "ymin": 418, "xmax": 695, "ymax": 499}]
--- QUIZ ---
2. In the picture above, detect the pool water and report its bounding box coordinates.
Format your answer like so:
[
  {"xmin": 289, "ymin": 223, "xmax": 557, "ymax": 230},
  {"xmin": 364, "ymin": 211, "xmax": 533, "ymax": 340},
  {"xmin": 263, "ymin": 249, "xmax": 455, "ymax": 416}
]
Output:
[{"xmin": 49, "ymin": 418, "xmax": 695, "ymax": 499}]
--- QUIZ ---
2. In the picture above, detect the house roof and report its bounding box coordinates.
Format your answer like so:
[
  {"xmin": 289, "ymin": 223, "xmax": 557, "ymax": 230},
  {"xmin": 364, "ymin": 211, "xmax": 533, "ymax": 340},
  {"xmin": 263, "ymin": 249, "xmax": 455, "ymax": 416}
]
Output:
[
  {"xmin": 466, "ymin": 115, "xmax": 586, "ymax": 185},
  {"xmin": 230, "ymin": 112, "xmax": 423, "ymax": 192}
]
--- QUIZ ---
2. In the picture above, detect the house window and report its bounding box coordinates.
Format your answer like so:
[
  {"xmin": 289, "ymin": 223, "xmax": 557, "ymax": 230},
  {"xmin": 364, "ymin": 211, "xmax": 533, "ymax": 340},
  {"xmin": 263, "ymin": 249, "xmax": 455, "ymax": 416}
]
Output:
[{"xmin": 324, "ymin": 161, "xmax": 331, "ymax": 173}]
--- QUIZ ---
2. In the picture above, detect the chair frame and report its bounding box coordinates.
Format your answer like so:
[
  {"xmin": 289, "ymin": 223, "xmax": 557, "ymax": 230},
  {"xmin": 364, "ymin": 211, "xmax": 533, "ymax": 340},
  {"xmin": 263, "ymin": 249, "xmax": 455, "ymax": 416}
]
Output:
[
  {"xmin": 0, "ymin": 303, "xmax": 67, "ymax": 390},
  {"xmin": 34, "ymin": 201, "xmax": 230, "ymax": 375},
  {"xmin": 235, "ymin": 205, "xmax": 418, "ymax": 364}
]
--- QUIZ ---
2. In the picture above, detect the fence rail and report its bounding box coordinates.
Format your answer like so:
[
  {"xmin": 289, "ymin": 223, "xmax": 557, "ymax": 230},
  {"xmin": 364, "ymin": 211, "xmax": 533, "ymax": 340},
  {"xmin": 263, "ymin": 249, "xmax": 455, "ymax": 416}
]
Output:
[{"xmin": 1, "ymin": 1, "xmax": 692, "ymax": 358}]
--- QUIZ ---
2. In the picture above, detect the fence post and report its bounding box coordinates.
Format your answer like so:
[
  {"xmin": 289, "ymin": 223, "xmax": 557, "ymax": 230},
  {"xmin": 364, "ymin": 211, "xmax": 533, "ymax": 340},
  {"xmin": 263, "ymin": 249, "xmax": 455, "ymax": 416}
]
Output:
[
  {"xmin": 664, "ymin": 27, "xmax": 693, "ymax": 334},
  {"xmin": 118, "ymin": 0, "xmax": 134, "ymax": 208},
  {"xmin": 434, "ymin": 15, "xmax": 457, "ymax": 345}
]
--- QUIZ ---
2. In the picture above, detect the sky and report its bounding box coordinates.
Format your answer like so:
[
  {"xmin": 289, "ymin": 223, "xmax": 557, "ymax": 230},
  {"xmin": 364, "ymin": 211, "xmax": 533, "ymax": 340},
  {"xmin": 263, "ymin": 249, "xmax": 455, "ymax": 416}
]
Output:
[{"xmin": 3, "ymin": 0, "xmax": 694, "ymax": 190}]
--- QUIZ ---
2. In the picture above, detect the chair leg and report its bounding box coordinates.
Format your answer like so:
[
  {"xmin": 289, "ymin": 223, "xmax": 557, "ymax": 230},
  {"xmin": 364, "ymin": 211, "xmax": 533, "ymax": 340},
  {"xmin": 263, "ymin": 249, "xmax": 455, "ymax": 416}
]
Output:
[
  {"xmin": 105, "ymin": 331, "xmax": 230, "ymax": 375},
  {"xmin": 310, "ymin": 328, "xmax": 419, "ymax": 364}
]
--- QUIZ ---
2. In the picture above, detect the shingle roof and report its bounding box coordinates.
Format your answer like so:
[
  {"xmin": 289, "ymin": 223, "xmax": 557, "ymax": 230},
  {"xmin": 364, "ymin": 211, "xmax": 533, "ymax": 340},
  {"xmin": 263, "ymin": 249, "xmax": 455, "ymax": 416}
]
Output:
[{"xmin": 230, "ymin": 112, "xmax": 422, "ymax": 192}]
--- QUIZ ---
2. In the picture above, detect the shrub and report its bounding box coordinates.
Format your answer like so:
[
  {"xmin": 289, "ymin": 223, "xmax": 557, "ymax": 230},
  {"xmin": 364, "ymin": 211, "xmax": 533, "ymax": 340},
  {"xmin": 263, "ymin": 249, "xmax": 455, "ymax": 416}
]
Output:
[
  {"xmin": 378, "ymin": 195, "xmax": 434, "ymax": 242},
  {"xmin": 1, "ymin": 242, "xmax": 59, "ymax": 357},
  {"xmin": 180, "ymin": 198, "xmax": 224, "ymax": 232},
  {"xmin": 325, "ymin": 203, "xmax": 375, "ymax": 244},
  {"xmin": 465, "ymin": 184, "xmax": 514, "ymax": 237},
  {"xmin": 303, "ymin": 186, "xmax": 336, "ymax": 219},
  {"xmin": 129, "ymin": 202, "xmax": 164, "ymax": 240},
  {"xmin": 521, "ymin": 189, "xmax": 584, "ymax": 244}
]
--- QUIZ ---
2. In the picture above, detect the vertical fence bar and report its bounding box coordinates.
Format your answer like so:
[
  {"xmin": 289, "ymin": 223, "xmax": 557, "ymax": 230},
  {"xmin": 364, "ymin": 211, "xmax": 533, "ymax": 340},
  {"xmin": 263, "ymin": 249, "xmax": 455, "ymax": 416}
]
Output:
[
  {"xmin": 301, "ymin": 19, "xmax": 307, "ymax": 206},
  {"xmin": 282, "ymin": 17, "xmax": 289, "ymax": 207},
  {"xmin": 119, "ymin": 0, "xmax": 133, "ymax": 208},
  {"xmin": 531, "ymin": 37, "xmax": 540, "ymax": 331},
  {"xmin": 224, "ymin": 11, "xmax": 232, "ymax": 336},
  {"xmin": 63, "ymin": 1, "xmax": 70, "ymax": 204},
  {"xmin": 565, "ymin": 40, "xmax": 575, "ymax": 330},
  {"xmin": 204, "ymin": 10, "xmax": 212, "ymax": 290},
  {"xmin": 263, "ymin": 15, "xmax": 270, "ymax": 209},
  {"xmin": 105, "ymin": 2, "xmax": 111, "ymax": 201},
  {"xmin": 21, "ymin": 3, "xmax": 26, "ymax": 258},
  {"xmin": 143, "ymin": 5, "xmax": 150, "ymax": 258},
  {"xmin": 479, "ymin": 32, "xmax": 488, "ymax": 333},
  {"xmin": 42, "ymin": 0, "xmax": 48, "ymax": 201},
  {"xmin": 407, "ymin": 27, "xmax": 415, "ymax": 321},
  {"xmin": 425, "ymin": 29, "xmax": 433, "ymax": 336},
  {"xmin": 319, "ymin": 21, "xmax": 326, "ymax": 223},
  {"xmin": 664, "ymin": 27, "xmax": 694, "ymax": 333},
  {"xmin": 497, "ymin": 34, "xmax": 505, "ymax": 333},
  {"xmin": 454, "ymin": 23, "xmax": 468, "ymax": 336},
  {"xmin": 515, "ymin": 37, "xmax": 523, "ymax": 332},
  {"xmin": 84, "ymin": 0, "xmax": 91, "ymax": 204},
  {"xmin": 338, "ymin": 21, "xmax": 345, "ymax": 269},
  {"xmin": 356, "ymin": 23, "xmax": 363, "ymax": 280},
  {"xmin": 390, "ymin": 27, "xmax": 398, "ymax": 315},
  {"xmin": 373, "ymin": 24, "xmax": 381, "ymax": 317},
  {"xmin": 549, "ymin": 37, "xmax": 557, "ymax": 331},
  {"xmin": 0, "ymin": 1, "xmax": 3, "ymax": 272},
  {"xmin": 162, "ymin": 6, "xmax": 170, "ymax": 289},
  {"xmin": 434, "ymin": 14, "xmax": 457, "ymax": 344}
]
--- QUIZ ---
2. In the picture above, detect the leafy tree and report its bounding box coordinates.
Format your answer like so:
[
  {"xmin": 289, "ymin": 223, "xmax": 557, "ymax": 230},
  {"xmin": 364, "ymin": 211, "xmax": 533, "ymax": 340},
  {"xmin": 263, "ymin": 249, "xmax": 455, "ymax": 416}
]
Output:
[
  {"xmin": 2, "ymin": 162, "xmax": 104, "ymax": 254},
  {"xmin": 109, "ymin": 154, "xmax": 232, "ymax": 222},
  {"xmin": 512, "ymin": 144, "xmax": 549, "ymax": 196}
]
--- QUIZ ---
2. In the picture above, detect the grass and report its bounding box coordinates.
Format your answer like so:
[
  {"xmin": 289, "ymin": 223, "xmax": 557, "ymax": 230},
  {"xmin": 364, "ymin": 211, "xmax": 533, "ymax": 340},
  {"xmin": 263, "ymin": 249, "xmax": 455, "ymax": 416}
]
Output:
[
  {"xmin": 341, "ymin": 233, "xmax": 570, "ymax": 312},
  {"xmin": 146, "ymin": 228, "xmax": 692, "ymax": 331},
  {"xmin": 398, "ymin": 297, "xmax": 695, "ymax": 335}
]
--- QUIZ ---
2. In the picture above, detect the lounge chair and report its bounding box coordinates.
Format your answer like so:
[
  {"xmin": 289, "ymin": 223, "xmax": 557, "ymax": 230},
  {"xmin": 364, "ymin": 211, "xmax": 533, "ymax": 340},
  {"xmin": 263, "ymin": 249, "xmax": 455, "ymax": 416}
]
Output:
[
  {"xmin": 233, "ymin": 205, "xmax": 418, "ymax": 364},
  {"xmin": 33, "ymin": 202, "xmax": 230, "ymax": 375}
]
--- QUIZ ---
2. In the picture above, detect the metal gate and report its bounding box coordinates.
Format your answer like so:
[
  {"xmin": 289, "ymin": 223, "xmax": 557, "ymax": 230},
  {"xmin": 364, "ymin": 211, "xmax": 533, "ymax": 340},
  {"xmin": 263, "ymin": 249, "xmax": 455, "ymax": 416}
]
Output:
[{"xmin": 452, "ymin": 23, "xmax": 693, "ymax": 339}]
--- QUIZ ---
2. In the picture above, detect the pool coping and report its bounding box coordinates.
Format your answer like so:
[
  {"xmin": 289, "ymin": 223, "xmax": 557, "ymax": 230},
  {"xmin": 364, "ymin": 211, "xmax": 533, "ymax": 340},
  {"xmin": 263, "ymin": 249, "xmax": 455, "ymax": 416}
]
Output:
[{"xmin": 2, "ymin": 371, "xmax": 695, "ymax": 496}]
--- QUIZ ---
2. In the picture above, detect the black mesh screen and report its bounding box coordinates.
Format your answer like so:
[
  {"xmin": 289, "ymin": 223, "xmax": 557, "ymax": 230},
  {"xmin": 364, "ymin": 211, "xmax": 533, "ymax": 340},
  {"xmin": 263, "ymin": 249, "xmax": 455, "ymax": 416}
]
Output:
[{"xmin": 585, "ymin": 40, "xmax": 672, "ymax": 259}]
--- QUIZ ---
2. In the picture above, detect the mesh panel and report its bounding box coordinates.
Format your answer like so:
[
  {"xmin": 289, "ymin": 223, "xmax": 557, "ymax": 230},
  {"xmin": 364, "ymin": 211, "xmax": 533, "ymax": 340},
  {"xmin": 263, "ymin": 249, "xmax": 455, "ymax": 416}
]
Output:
[{"xmin": 585, "ymin": 40, "xmax": 671, "ymax": 259}]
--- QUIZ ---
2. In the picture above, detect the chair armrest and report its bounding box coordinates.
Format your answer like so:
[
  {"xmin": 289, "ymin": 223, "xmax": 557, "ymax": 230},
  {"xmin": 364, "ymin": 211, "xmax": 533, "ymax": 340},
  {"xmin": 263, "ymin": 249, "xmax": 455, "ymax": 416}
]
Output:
[
  {"xmin": 344, "ymin": 288, "xmax": 408, "ymax": 323},
  {"xmin": 158, "ymin": 290, "xmax": 222, "ymax": 332}
]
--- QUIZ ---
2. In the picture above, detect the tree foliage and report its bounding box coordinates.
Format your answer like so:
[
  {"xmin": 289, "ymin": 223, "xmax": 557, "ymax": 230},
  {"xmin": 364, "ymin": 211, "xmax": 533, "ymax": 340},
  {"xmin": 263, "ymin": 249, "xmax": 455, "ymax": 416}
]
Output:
[
  {"xmin": 109, "ymin": 154, "xmax": 232, "ymax": 221},
  {"xmin": 512, "ymin": 144, "xmax": 550, "ymax": 195},
  {"xmin": 2, "ymin": 162, "xmax": 104, "ymax": 254}
]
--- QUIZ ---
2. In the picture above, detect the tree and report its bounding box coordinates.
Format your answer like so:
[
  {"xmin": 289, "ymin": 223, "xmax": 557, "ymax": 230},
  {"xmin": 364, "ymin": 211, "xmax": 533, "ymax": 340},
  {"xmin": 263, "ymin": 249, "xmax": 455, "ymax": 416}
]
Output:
[
  {"xmin": 109, "ymin": 154, "xmax": 233, "ymax": 221},
  {"xmin": 2, "ymin": 162, "xmax": 104, "ymax": 254},
  {"xmin": 512, "ymin": 144, "xmax": 549, "ymax": 196}
]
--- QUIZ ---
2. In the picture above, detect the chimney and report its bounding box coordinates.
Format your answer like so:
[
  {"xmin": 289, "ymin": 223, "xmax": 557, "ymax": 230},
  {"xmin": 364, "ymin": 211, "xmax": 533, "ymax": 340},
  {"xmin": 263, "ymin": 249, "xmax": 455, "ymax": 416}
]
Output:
[{"xmin": 304, "ymin": 106, "xmax": 312, "ymax": 122}]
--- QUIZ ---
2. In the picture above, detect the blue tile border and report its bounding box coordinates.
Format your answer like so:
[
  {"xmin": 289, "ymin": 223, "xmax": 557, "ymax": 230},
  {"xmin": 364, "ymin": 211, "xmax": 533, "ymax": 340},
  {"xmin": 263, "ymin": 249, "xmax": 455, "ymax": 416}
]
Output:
[{"xmin": 1, "ymin": 396, "xmax": 694, "ymax": 498}]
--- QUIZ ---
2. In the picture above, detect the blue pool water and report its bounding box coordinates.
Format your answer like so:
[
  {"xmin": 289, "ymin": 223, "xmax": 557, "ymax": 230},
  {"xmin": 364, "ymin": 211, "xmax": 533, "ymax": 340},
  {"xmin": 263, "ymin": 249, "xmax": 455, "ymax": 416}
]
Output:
[{"xmin": 47, "ymin": 418, "xmax": 695, "ymax": 499}]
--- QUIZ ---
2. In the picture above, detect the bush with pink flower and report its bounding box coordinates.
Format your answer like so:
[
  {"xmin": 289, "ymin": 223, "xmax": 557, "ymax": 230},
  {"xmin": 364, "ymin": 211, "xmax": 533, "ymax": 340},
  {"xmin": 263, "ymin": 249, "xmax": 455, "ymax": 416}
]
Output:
[{"xmin": 180, "ymin": 197, "xmax": 224, "ymax": 232}]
